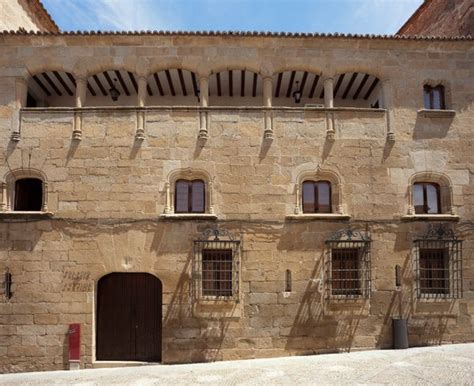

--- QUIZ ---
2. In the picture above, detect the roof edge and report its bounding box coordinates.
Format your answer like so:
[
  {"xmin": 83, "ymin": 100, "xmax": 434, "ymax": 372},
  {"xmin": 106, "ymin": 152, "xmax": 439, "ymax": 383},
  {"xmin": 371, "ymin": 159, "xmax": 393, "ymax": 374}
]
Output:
[
  {"xmin": 28, "ymin": 0, "xmax": 60, "ymax": 33},
  {"xmin": 0, "ymin": 29, "xmax": 471, "ymax": 41}
]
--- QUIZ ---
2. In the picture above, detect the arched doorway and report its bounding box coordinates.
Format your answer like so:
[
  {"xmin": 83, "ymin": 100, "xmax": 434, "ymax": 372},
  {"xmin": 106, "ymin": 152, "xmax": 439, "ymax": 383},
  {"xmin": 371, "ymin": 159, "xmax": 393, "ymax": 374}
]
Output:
[{"xmin": 96, "ymin": 273, "xmax": 162, "ymax": 362}]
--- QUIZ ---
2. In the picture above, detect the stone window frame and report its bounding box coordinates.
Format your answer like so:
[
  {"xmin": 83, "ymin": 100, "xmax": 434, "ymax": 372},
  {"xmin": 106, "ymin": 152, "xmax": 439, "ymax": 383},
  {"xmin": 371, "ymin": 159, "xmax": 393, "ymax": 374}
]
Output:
[
  {"xmin": 418, "ymin": 79, "xmax": 455, "ymax": 117},
  {"xmin": 0, "ymin": 168, "xmax": 51, "ymax": 215},
  {"xmin": 403, "ymin": 171, "xmax": 458, "ymax": 221},
  {"xmin": 161, "ymin": 168, "xmax": 216, "ymax": 219},
  {"xmin": 287, "ymin": 166, "xmax": 350, "ymax": 220}
]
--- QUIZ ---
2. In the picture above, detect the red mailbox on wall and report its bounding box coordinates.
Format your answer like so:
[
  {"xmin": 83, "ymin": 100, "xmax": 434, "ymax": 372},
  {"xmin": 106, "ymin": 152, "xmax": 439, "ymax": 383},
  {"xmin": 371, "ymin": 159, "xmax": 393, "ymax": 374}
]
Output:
[{"xmin": 68, "ymin": 323, "xmax": 81, "ymax": 370}]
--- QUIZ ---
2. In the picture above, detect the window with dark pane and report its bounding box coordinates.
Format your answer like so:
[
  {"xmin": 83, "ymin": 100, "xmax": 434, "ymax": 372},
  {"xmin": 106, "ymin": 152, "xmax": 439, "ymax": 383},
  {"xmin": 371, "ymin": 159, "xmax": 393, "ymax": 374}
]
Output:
[
  {"xmin": 202, "ymin": 249, "xmax": 233, "ymax": 297},
  {"xmin": 423, "ymin": 85, "xmax": 445, "ymax": 110},
  {"xmin": 175, "ymin": 179, "xmax": 205, "ymax": 213},
  {"xmin": 413, "ymin": 182, "xmax": 440, "ymax": 214},
  {"xmin": 302, "ymin": 180, "xmax": 331, "ymax": 213},
  {"xmin": 14, "ymin": 178, "xmax": 43, "ymax": 211},
  {"xmin": 331, "ymin": 248, "xmax": 361, "ymax": 296},
  {"xmin": 419, "ymin": 248, "xmax": 449, "ymax": 295}
]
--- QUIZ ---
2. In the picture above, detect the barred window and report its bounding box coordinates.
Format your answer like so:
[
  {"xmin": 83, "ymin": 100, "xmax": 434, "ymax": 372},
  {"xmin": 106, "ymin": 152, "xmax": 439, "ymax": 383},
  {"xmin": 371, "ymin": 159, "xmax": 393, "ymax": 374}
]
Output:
[
  {"xmin": 194, "ymin": 227, "xmax": 240, "ymax": 300},
  {"xmin": 424, "ymin": 85, "xmax": 445, "ymax": 110},
  {"xmin": 414, "ymin": 225, "xmax": 462, "ymax": 299},
  {"xmin": 202, "ymin": 249, "xmax": 233, "ymax": 297},
  {"xmin": 326, "ymin": 229, "xmax": 371, "ymax": 299},
  {"xmin": 302, "ymin": 180, "xmax": 331, "ymax": 213},
  {"xmin": 175, "ymin": 179, "xmax": 205, "ymax": 213},
  {"xmin": 331, "ymin": 248, "xmax": 361, "ymax": 296}
]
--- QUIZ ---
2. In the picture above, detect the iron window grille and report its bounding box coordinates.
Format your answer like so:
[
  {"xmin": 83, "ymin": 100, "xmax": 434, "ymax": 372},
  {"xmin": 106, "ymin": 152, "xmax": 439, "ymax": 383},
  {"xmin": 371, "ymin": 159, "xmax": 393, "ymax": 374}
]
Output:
[
  {"xmin": 414, "ymin": 224, "xmax": 462, "ymax": 299},
  {"xmin": 193, "ymin": 227, "xmax": 240, "ymax": 301},
  {"xmin": 325, "ymin": 228, "xmax": 371, "ymax": 299}
]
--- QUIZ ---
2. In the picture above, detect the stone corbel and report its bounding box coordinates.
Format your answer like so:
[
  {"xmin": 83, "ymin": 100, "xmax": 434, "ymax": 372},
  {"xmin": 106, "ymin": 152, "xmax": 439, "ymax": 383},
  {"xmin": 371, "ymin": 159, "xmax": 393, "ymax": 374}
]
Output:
[
  {"xmin": 326, "ymin": 112, "xmax": 335, "ymax": 141},
  {"xmin": 264, "ymin": 111, "xmax": 273, "ymax": 140},
  {"xmin": 73, "ymin": 111, "xmax": 82, "ymax": 140},
  {"xmin": 135, "ymin": 110, "xmax": 146, "ymax": 141},
  {"xmin": 198, "ymin": 111, "xmax": 209, "ymax": 142}
]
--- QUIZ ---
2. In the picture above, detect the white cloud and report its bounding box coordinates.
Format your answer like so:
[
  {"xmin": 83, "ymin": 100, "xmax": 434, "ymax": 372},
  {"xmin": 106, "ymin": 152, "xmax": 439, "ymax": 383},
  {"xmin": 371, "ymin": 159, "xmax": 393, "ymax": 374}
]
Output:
[{"xmin": 44, "ymin": 0, "xmax": 180, "ymax": 31}]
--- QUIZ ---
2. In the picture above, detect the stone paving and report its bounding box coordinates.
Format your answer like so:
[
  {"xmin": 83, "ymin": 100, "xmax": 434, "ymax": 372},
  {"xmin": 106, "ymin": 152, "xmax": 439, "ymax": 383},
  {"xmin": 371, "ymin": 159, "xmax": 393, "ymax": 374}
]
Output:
[{"xmin": 1, "ymin": 343, "xmax": 473, "ymax": 385}]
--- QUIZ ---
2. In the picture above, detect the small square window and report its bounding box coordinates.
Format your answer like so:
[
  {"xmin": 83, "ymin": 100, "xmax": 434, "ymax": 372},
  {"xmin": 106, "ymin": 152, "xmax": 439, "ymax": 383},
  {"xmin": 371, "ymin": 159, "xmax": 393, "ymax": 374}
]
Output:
[{"xmin": 423, "ymin": 85, "xmax": 445, "ymax": 110}]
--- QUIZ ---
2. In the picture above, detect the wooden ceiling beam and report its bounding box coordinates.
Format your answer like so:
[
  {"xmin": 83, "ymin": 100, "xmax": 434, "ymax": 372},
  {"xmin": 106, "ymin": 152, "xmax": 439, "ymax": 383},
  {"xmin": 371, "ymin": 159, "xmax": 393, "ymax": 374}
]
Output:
[
  {"xmin": 274, "ymin": 72, "xmax": 283, "ymax": 98},
  {"xmin": 53, "ymin": 71, "xmax": 73, "ymax": 96},
  {"xmin": 353, "ymin": 73, "xmax": 369, "ymax": 99},
  {"xmin": 342, "ymin": 72, "xmax": 358, "ymax": 99},
  {"xmin": 286, "ymin": 71, "xmax": 296, "ymax": 98},
  {"xmin": 364, "ymin": 78, "xmax": 379, "ymax": 100},
  {"xmin": 33, "ymin": 75, "xmax": 52, "ymax": 97},
  {"xmin": 309, "ymin": 74, "xmax": 319, "ymax": 99},
  {"xmin": 114, "ymin": 70, "xmax": 130, "ymax": 96},
  {"xmin": 177, "ymin": 69, "xmax": 187, "ymax": 96}
]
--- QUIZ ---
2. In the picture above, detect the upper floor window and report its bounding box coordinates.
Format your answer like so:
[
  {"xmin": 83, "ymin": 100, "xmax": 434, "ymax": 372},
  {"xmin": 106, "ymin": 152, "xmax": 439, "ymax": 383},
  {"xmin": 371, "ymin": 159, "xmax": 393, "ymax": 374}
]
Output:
[
  {"xmin": 1, "ymin": 169, "xmax": 48, "ymax": 213},
  {"xmin": 423, "ymin": 85, "xmax": 445, "ymax": 110},
  {"xmin": 14, "ymin": 178, "xmax": 43, "ymax": 211},
  {"xmin": 175, "ymin": 179, "xmax": 205, "ymax": 213},
  {"xmin": 302, "ymin": 180, "xmax": 331, "ymax": 213},
  {"xmin": 413, "ymin": 182, "xmax": 440, "ymax": 214}
]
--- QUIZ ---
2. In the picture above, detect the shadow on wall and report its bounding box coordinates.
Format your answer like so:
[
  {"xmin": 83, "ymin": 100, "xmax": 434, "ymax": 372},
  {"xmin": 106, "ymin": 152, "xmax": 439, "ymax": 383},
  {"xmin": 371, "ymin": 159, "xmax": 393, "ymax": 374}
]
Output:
[{"xmin": 413, "ymin": 114, "xmax": 454, "ymax": 139}]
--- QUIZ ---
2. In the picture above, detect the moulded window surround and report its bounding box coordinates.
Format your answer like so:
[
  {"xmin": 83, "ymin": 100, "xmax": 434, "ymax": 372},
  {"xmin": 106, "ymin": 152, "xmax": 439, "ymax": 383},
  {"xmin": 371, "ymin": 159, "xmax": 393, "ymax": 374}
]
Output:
[
  {"xmin": 287, "ymin": 166, "xmax": 350, "ymax": 220},
  {"xmin": 161, "ymin": 168, "xmax": 216, "ymax": 219},
  {"xmin": 0, "ymin": 169, "xmax": 51, "ymax": 216},
  {"xmin": 402, "ymin": 172, "xmax": 458, "ymax": 221}
]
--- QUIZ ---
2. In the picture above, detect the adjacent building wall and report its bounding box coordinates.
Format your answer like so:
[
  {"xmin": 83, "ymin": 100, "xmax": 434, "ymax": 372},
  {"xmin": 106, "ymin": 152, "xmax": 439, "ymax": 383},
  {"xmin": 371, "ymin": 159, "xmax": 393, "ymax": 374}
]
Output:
[
  {"xmin": 398, "ymin": 0, "xmax": 473, "ymax": 37},
  {"xmin": 0, "ymin": 0, "xmax": 59, "ymax": 32}
]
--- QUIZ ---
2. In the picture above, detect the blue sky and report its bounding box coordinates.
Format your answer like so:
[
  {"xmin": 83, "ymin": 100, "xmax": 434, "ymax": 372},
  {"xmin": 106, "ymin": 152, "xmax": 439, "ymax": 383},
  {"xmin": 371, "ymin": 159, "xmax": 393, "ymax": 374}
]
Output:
[{"xmin": 42, "ymin": 0, "xmax": 423, "ymax": 35}]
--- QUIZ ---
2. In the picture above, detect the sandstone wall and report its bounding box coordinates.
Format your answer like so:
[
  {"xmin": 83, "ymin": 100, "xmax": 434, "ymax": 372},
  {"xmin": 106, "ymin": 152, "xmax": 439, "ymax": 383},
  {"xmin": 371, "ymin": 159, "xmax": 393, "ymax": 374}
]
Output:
[{"xmin": 0, "ymin": 35, "xmax": 472, "ymax": 372}]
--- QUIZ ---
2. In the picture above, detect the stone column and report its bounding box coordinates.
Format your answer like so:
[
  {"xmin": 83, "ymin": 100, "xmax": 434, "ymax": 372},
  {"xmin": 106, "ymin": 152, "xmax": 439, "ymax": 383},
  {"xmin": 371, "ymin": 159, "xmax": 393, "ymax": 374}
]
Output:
[
  {"xmin": 73, "ymin": 78, "xmax": 87, "ymax": 140},
  {"xmin": 294, "ymin": 183, "xmax": 300, "ymax": 214},
  {"xmin": 135, "ymin": 76, "xmax": 147, "ymax": 140},
  {"xmin": 198, "ymin": 76, "xmax": 209, "ymax": 140},
  {"xmin": 263, "ymin": 76, "xmax": 273, "ymax": 139},
  {"xmin": 323, "ymin": 77, "xmax": 334, "ymax": 108},
  {"xmin": 0, "ymin": 182, "xmax": 6, "ymax": 212},
  {"xmin": 208, "ymin": 181, "xmax": 215, "ymax": 214},
  {"xmin": 42, "ymin": 181, "xmax": 49, "ymax": 212},
  {"xmin": 381, "ymin": 79, "xmax": 395, "ymax": 141},
  {"xmin": 323, "ymin": 77, "xmax": 335, "ymax": 140},
  {"xmin": 164, "ymin": 182, "xmax": 171, "ymax": 214},
  {"xmin": 11, "ymin": 78, "xmax": 28, "ymax": 141}
]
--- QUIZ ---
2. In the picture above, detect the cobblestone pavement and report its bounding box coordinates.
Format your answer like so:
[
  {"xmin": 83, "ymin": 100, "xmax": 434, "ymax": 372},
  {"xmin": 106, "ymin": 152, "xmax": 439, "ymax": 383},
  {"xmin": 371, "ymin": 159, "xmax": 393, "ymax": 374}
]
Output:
[{"xmin": 1, "ymin": 343, "xmax": 473, "ymax": 385}]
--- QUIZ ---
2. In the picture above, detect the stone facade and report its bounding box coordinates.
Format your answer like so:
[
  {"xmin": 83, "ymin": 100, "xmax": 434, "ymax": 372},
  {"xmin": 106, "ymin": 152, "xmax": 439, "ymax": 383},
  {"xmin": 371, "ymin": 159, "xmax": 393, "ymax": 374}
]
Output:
[
  {"xmin": 398, "ymin": 0, "xmax": 473, "ymax": 37},
  {"xmin": 0, "ymin": 29, "xmax": 473, "ymax": 373}
]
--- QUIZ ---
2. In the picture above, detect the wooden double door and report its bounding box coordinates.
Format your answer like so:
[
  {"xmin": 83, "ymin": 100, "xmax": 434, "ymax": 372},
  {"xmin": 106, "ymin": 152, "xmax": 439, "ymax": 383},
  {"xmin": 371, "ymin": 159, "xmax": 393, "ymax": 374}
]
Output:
[{"xmin": 96, "ymin": 273, "xmax": 162, "ymax": 362}]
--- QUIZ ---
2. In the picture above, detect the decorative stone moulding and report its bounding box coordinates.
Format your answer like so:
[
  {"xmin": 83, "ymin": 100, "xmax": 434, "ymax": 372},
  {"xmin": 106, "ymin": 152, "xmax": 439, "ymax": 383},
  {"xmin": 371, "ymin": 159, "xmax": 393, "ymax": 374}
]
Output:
[
  {"xmin": 326, "ymin": 130, "xmax": 336, "ymax": 141},
  {"xmin": 10, "ymin": 132, "xmax": 20, "ymax": 142},
  {"xmin": 198, "ymin": 111, "xmax": 209, "ymax": 144},
  {"xmin": 387, "ymin": 132, "xmax": 395, "ymax": 142},
  {"xmin": 135, "ymin": 129, "xmax": 145, "ymax": 141},
  {"xmin": 73, "ymin": 111, "xmax": 82, "ymax": 140}
]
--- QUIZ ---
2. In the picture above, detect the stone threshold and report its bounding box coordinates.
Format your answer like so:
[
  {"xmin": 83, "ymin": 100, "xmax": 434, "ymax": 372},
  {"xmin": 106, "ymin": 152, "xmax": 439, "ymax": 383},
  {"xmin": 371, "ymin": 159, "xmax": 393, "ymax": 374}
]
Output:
[
  {"xmin": 0, "ymin": 211, "xmax": 53, "ymax": 219},
  {"xmin": 286, "ymin": 214, "xmax": 351, "ymax": 221}
]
